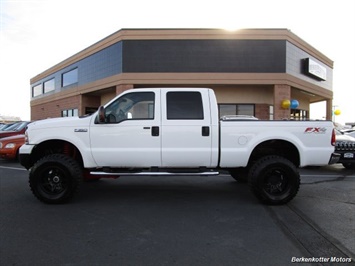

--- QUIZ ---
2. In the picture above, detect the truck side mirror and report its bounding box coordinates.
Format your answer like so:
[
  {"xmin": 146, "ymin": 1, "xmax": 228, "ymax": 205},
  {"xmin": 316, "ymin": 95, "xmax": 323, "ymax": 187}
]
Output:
[{"xmin": 97, "ymin": 106, "xmax": 106, "ymax": 124}]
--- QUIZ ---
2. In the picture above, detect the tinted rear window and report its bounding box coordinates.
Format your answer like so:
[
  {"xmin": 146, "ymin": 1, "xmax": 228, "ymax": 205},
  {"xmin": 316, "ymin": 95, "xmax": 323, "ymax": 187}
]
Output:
[{"xmin": 167, "ymin": 92, "xmax": 204, "ymax": 120}]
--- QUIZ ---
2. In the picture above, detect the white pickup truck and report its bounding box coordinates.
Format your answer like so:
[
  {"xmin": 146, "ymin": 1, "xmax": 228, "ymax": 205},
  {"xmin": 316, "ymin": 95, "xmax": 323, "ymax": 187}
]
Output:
[{"xmin": 20, "ymin": 88, "xmax": 339, "ymax": 204}]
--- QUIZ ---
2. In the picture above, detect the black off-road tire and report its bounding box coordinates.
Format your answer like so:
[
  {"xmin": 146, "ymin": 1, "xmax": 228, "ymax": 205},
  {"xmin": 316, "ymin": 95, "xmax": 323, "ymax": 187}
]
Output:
[
  {"xmin": 248, "ymin": 155, "xmax": 300, "ymax": 205},
  {"xmin": 29, "ymin": 154, "xmax": 83, "ymax": 204}
]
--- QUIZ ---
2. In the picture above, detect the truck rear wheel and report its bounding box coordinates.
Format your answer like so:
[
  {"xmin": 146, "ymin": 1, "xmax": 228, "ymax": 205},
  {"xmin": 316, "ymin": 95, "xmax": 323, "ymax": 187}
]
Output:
[
  {"xmin": 248, "ymin": 155, "xmax": 300, "ymax": 205},
  {"xmin": 29, "ymin": 154, "xmax": 82, "ymax": 204}
]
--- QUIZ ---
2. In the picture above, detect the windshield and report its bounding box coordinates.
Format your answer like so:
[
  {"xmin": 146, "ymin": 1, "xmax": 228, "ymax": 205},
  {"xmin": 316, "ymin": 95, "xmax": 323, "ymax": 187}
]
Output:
[
  {"xmin": 0, "ymin": 123, "xmax": 14, "ymax": 131},
  {"xmin": 3, "ymin": 121, "xmax": 29, "ymax": 131},
  {"xmin": 335, "ymin": 129, "xmax": 343, "ymax": 135},
  {"xmin": 2, "ymin": 122, "xmax": 20, "ymax": 131}
]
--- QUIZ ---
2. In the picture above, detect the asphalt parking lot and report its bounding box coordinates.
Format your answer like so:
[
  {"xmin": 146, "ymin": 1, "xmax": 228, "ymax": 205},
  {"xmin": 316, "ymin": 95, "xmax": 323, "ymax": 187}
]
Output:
[{"xmin": 0, "ymin": 159, "xmax": 354, "ymax": 266}]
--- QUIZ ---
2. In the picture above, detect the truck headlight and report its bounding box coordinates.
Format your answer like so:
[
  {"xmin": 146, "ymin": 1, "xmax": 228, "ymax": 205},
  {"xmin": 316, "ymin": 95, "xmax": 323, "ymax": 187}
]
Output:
[{"xmin": 25, "ymin": 131, "xmax": 29, "ymax": 144}]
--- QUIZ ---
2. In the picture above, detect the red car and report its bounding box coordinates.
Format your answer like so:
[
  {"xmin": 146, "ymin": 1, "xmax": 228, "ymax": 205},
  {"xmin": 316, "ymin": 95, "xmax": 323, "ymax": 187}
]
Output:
[
  {"xmin": 0, "ymin": 121, "xmax": 30, "ymax": 139},
  {"xmin": 0, "ymin": 134, "xmax": 25, "ymax": 160}
]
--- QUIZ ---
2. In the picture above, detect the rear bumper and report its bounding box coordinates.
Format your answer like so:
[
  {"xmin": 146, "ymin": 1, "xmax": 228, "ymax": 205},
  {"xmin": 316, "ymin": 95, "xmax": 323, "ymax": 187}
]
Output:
[{"xmin": 328, "ymin": 152, "xmax": 341, "ymax": 165}]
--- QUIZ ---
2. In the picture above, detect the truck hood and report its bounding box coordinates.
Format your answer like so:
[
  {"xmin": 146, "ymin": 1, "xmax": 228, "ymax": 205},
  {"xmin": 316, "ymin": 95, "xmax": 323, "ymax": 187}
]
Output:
[
  {"xmin": 0, "ymin": 134, "xmax": 25, "ymax": 142},
  {"xmin": 27, "ymin": 115, "xmax": 93, "ymax": 131},
  {"xmin": 336, "ymin": 134, "xmax": 355, "ymax": 143}
]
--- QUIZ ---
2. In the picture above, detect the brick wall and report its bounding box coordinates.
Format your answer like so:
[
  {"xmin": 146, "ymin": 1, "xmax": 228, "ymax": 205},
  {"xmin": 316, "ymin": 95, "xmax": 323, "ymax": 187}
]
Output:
[
  {"xmin": 255, "ymin": 104, "xmax": 270, "ymax": 120},
  {"xmin": 81, "ymin": 95, "xmax": 100, "ymax": 115},
  {"xmin": 31, "ymin": 96, "xmax": 80, "ymax": 120},
  {"xmin": 116, "ymin": 84, "xmax": 134, "ymax": 94},
  {"xmin": 273, "ymin": 85, "xmax": 291, "ymax": 120}
]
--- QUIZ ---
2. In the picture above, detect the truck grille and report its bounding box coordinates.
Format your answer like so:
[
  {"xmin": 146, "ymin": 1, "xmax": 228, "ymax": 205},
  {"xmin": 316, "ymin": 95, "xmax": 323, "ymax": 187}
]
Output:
[{"xmin": 335, "ymin": 142, "xmax": 355, "ymax": 151}]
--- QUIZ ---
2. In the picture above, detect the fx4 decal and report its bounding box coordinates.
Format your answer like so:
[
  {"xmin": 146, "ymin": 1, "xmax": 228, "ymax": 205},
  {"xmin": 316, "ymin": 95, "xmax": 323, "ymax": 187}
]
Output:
[{"xmin": 304, "ymin": 127, "xmax": 327, "ymax": 134}]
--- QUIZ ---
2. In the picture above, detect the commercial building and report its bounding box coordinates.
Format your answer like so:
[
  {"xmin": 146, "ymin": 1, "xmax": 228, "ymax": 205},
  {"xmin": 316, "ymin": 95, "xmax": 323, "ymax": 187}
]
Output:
[{"xmin": 30, "ymin": 29, "xmax": 333, "ymax": 121}]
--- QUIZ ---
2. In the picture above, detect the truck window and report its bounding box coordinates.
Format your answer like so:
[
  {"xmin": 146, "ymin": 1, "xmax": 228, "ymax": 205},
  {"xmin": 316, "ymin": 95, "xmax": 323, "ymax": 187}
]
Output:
[
  {"xmin": 167, "ymin": 92, "xmax": 204, "ymax": 120},
  {"xmin": 105, "ymin": 92, "xmax": 155, "ymax": 123}
]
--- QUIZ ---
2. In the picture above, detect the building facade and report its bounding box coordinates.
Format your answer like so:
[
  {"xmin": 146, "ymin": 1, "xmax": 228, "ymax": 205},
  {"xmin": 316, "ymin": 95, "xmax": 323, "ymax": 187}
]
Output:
[{"xmin": 30, "ymin": 29, "xmax": 333, "ymax": 121}]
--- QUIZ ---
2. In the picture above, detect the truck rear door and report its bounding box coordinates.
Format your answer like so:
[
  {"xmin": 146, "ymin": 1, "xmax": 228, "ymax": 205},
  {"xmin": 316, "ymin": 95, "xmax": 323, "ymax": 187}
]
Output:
[{"xmin": 161, "ymin": 89, "xmax": 213, "ymax": 167}]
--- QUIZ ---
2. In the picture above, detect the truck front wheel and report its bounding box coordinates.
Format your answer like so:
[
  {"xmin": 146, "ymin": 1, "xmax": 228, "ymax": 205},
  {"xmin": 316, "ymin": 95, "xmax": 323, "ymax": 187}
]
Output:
[
  {"xmin": 248, "ymin": 155, "xmax": 300, "ymax": 205},
  {"xmin": 29, "ymin": 154, "xmax": 82, "ymax": 204}
]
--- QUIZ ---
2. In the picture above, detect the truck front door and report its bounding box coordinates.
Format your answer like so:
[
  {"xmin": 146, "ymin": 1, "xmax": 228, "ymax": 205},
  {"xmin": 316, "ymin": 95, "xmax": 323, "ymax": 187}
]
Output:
[{"xmin": 90, "ymin": 91, "xmax": 161, "ymax": 167}]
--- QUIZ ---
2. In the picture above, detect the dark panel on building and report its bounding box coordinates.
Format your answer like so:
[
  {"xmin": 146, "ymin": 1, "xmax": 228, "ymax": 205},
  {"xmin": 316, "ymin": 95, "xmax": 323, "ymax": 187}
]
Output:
[
  {"xmin": 122, "ymin": 40, "xmax": 286, "ymax": 73},
  {"xmin": 79, "ymin": 42, "xmax": 123, "ymax": 85},
  {"xmin": 31, "ymin": 42, "xmax": 123, "ymax": 97}
]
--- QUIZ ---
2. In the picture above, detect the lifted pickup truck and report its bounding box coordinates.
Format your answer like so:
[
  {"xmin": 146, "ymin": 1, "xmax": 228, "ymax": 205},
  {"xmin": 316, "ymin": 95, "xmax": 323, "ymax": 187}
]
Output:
[{"xmin": 20, "ymin": 88, "xmax": 339, "ymax": 204}]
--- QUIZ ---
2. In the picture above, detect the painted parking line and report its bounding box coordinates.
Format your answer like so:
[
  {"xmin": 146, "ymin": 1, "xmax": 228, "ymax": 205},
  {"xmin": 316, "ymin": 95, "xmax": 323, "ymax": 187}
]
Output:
[
  {"xmin": 301, "ymin": 174, "xmax": 342, "ymax": 177},
  {"xmin": 0, "ymin": 166, "xmax": 27, "ymax": 171},
  {"xmin": 302, "ymin": 174, "xmax": 355, "ymax": 178}
]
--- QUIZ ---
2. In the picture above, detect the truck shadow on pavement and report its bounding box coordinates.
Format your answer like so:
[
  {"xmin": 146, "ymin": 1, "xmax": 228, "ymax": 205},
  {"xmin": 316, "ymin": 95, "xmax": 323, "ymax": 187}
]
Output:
[{"xmin": 78, "ymin": 176, "xmax": 256, "ymax": 205}]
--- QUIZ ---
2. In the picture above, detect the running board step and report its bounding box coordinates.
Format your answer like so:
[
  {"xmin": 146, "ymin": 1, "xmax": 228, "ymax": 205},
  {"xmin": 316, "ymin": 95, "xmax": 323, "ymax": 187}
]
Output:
[{"xmin": 90, "ymin": 171, "xmax": 220, "ymax": 176}]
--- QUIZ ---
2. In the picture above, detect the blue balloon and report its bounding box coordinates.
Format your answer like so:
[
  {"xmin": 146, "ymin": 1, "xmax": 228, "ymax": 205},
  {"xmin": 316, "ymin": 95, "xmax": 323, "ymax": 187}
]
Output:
[{"xmin": 290, "ymin": 99, "xmax": 299, "ymax": 109}]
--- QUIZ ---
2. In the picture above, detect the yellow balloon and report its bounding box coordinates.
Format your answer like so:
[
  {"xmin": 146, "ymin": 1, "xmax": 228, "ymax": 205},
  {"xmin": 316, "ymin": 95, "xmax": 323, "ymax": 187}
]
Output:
[
  {"xmin": 334, "ymin": 109, "xmax": 341, "ymax": 116},
  {"xmin": 281, "ymin": 99, "xmax": 290, "ymax": 109}
]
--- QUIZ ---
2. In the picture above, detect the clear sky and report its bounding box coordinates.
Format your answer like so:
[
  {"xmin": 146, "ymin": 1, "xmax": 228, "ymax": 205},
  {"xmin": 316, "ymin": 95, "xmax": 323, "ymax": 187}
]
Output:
[{"xmin": 0, "ymin": 0, "xmax": 354, "ymax": 125}]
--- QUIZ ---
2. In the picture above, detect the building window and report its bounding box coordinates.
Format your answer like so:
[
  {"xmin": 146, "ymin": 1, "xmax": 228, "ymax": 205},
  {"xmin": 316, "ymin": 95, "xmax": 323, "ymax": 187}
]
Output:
[
  {"xmin": 291, "ymin": 109, "xmax": 308, "ymax": 120},
  {"xmin": 85, "ymin": 107, "xmax": 98, "ymax": 115},
  {"xmin": 269, "ymin": 105, "xmax": 274, "ymax": 120},
  {"xmin": 62, "ymin": 108, "xmax": 79, "ymax": 117},
  {"xmin": 167, "ymin": 92, "xmax": 204, "ymax": 120},
  {"xmin": 62, "ymin": 68, "xmax": 78, "ymax": 87},
  {"xmin": 44, "ymin": 78, "xmax": 55, "ymax": 93},
  {"xmin": 218, "ymin": 104, "xmax": 254, "ymax": 118},
  {"xmin": 32, "ymin": 84, "xmax": 42, "ymax": 97}
]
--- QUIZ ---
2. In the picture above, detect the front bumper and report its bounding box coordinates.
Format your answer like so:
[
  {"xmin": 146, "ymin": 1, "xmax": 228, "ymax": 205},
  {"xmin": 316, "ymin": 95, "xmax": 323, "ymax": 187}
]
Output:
[
  {"xmin": 335, "ymin": 150, "xmax": 355, "ymax": 164},
  {"xmin": 19, "ymin": 154, "xmax": 32, "ymax": 169},
  {"xmin": 0, "ymin": 151, "xmax": 17, "ymax": 160},
  {"xmin": 335, "ymin": 141, "xmax": 355, "ymax": 164},
  {"xmin": 19, "ymin": 144, "xmax": 35, "ymax": 170}
]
